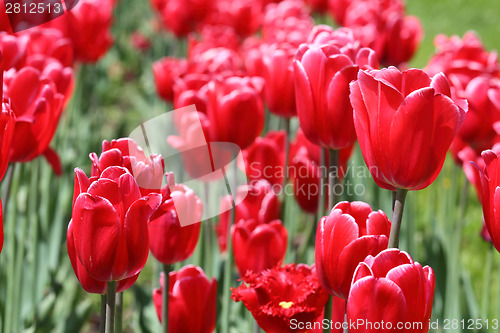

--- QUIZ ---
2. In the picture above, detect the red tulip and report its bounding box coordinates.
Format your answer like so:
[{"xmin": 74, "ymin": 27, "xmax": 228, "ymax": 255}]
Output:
[
  {"xmin": 0, "ymin": 32, "xmax": 28, "ymax": 70},
  {"xmin": 347, "ymin": 249, "xmax": 435, "ymax": 333},
  {"xmin": 0, "ymin": 56, "xmax": 15, "ymax": 181},
  {"xmin": 350, "ymin": 67, "xmax": 467, "ymax": 191},
  {"xmin": 23, "ymin": 28, "xmax": 74, "ymax": 67},
  {"xmin": 294, "ymin": 29, "xmax": 378, "ymax": 150},
  {"xmin": 304, "ymin": 0, "xmax": 328, "ymax": 13},
  {"xmin": 69, "ymin": 166, "xmax": 161, "ymax": 282},
  {"xmin": 290, "ymin": 129, "xmax": 353, "ymax": 214},
  {"xmin": 148, "ymin": 173, "xmax": 203, "ymax": 264},
  {"xmin": 89, "ymin": 138, "xmax": 165, "ymax": 195},
  {"xmin": 173, "ymin": 73, "xmax": 210, "ymax": 111},
  {"xmin": 153, "ymin": 265, "xmax": 217, "ymax": 332},
  {"xmin": 155, "ymin": 0, "xmax": 213, "ymax": 37},
  {"xmin": 204, "ymin": 76, "xmax": 264, "ymax": 150},
  {"xmin": 232, "ymin": 219, "xmax": 287, "ymax": 276},
  {"xmin": 67, "ymin": 221, "xmax": 140, "ymax": 294},
  {"xmin": 216, "ymin": 179, "xmax": 280, "ymax": 252},
  {"xmin": 187, "ymin": 47, "xmax": 243, "ymax": 77},
  {"xmin": 4, "ymin": 66, "xmax": 64, "ymax": 170},
  {"xmin": 262, "ymin": 0, "xmax": 313, "ymax": 46},
  {"xmin": 130, "ymin": 32, "xmax": 152, "ymax": 52},
  {"xmin": 426, "ymin": 32, "xmax": 499, "ymax": 89},
  {"xmin": 153, "ymin": 57, "xmax": 188, "ymax": 103},
  {"xmin": 474, "ymin": 150, "xmax": 500, "ymax": 252},
  {"xmin": 232, "ymin": 264, "xmax": 343, "ymax": 333},
  {"xmin": 206, "ymin": 0, "xmax": 263, "ymax": 37},
  {"xmin": 315, "ymin": 201, "xmax": 391, "ymax": 299},
  {"xmin": 187, "ymin": 25, "xmax": 241, "ymax": 57},
  {"xmin": 241, "ymin": 130, "xmax": 286, "ymax": 187}
]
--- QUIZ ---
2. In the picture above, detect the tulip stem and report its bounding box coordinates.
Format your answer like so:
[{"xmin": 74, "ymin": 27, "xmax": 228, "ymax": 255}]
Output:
[
  {"xmin": 221, "ymin": 159, "xmax": 238, "ymax": 333},
  {"xmin": 281, "ymin": 117, "xmax": 291, "ymax": 221},
  {"xmin": 329, "ymin": 149, "xmax": 340, "ymax": 208},
  {"xmin": 481, "ymin": 243, "xmax": 493, "ymax": 318},
  {"xmin": 323, "ymin": 295, "xmax": 333, "ymax": 333},
  {"xmin": 388, "ymin": 189, "xmax": 408, "ymax": 248},
  {"xmin": 162, "ymin": 264, "xmax": 173, "ymax": 333},
  {"xmin": 116, "ymin": 292, "xmax": 123, "ymax": 333},
  {"xmin": 100, "ymin": 294, "xmax": 106, "ymax": 333},
  {"xmin": 106, "ymin": 281, "xmax": 117, "ymax": 333},
  {"xmin": 318, "ymin": 148, "xmax": 327, "ymax": 217}
]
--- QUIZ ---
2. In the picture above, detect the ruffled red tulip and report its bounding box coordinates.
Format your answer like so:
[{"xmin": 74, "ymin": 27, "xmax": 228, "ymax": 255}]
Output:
[
  {"xmin": 204, "ymin": 76, "xmax": 264, "ymax": 150},
  {"xmin": 474, "ymin": 150, "xmax": 500, "ymax": 252},
  {"xmin": 232, "ymin": 264, "xmax": 344, "ymax": 333},
  {"xmin": 294, "ymin": 28, "xmax": 378, "ymax": 149},
  {"xmin": 67, "ymin": 221, "xmax": 140, "ymax": 294},
  {"xmin": 232, "ymin": 219, "xmax": 287, "ymax": 276},
  {"xmin": 290, "ymin": 129, "xmax": 353, "ymax": 214},
  {"xmin": 148, "ymin": 173, "xmax": 203, "ymax": 264},
  {"xmin": 153, "ymin": 265, "xmax": 217, "ymax": 332},
  {"xmin": 89, "ymin": 138, "xmax": 165, "ymax": 195},
  {"xmin": 216, "ymin": 179, "xmax": 280, "ymax": 252},
  {"xmin": 4, "ymin": 66, "xmax": 64, "ymax": 170},
  {"xmin": 350, "ymin": 67, "xmax": 467, "ymax": 191},
  {"xmin": 315, "ymin": 201, "xmax": 391, "ymax": 299},
  {"xmin": 426, "ymin": 32, "xmax": 499, "ymax": 89},
  {"xmin": 347, "ymin": 249, "xmax": 435, "ymax": 333},
  {"xmin": 153, "ymin": 57, "xmax": 188, "ymax": 103},
  {"xmin": 241, "ymin": 130, "xmax": 286, "ymax": 186},
  {"xmin": 69, "ymin": 166, "xmax": 161, "ymax": 282}
]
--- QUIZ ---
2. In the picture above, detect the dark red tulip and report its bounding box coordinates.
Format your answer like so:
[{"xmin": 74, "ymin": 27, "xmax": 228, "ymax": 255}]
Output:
[
  {"xmin": 304, "ymin": 0, "xmax": 328, "ymax": 13},
  {"xmin": 232, "ymin": 264, "xmax": 342, "ymax": 333},
  {"xmin": 89, "ymin": 138, "xmax": 165, "ymax": 195},
  {"xmin": 4, "ymin": 66, "xmax": 64, "ymax": 170},
  {"xmin": 347, "ymin": 249, "xmax": 435, "ymax": 333},
  {"xmin": 315, "ymin": 201, "xmax": 391, "ymax": 299},
  {"xmin": 350, "ymin": 67, "xmax": 467, "ymax": 191},
  {"xmin": 475, "ymin": 150, "xmax": 500, "ymax": 253},
  {"xmin": 426, "ymin": 32, "xmax": 499, "ymax": 89},
  {"xmin": 294, "ymin": 28, "xmax": 378, "ymax": 149},
  {"xmin": 148, "ymin": 173, "xmax": 203, "ymax": 264},
  {"xmin": 153, "ymin": 57, "xmax": 188, "ymax": 103},
  {"xmin": 289, "ymin": 129, "xmax": 353, "ymax": 214},
  {"xmin": 153, "ymin": 265, "xmax": 217, "ymax": 332},
  {"xmin": 241, "ymin": 130, "xmax": 286, "ymax": 187},
  {"xmin": 232, "ymin": 219, "xmax": 287, "ymax": 276},
  {"xmin": 204, "ymin": 76, "xmax": 264, "ymax": 150},
  {"xmin": 67, "ymin": 220, "xmax": 140, "ymax": 294},
  {"xmin": 69, "ymin": 166, "xmax": 161, "ymax": 282},
  {"xmin": 216, "ymin": 179, "xmax": 280, "ymax": 252}
]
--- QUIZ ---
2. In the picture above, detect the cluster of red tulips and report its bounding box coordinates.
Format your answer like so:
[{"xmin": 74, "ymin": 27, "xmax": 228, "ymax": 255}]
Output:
[{"xmin": 2, "ymin": 0, "xmax": 500, "ymax": 332}]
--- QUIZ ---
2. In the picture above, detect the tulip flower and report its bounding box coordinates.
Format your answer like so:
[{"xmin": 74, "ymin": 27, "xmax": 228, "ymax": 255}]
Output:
[
  {"xmin": 294, "ymin": 28, "xmax": 378, "ymax": 150},
  {"xmin": 4, "ymin": 66, "xmax": 64, "ymax": 173},
  {"xmin": 204, "ymin": 76, "xmax": 264, "ymax": 150},
  {"xmin": 216, "ymin": 179, "xmax": 280, "ymax": 252},
  {"xmin": 290, "ymin": 129, "xmax": 354, "ymax": 214},
  {"xmin": 153, "ymin": 57, "xmax": 188, "ymax": 103},
  {"xmin": 69, "ymin": 166, "xmax": 161, "ymax": 282},
  {"xmin": 347, "ymin": 249, "xmax": 435, "ymax": 333},
  {"xmin": 67, "ymin": 221, "xmax": 140, "ymax": 294},
  {"xmin": 154, "ymin": 0, "xmax": 213, "ymax": 37},
  {"xmin": 0, "ymin": 32, "xmax": 28, "ymax": 70},
  {"xmin": 206, "ymin": 0, "xmax": 263, "ymax": 37},
  {"xmin": 241, "ymin": 130, "xmax": 286, "ymax": 187},
  {"xmin": 232, "ymin": 219, "xmax": 287, "ymax": 276},
  {"xmin": 148, "ymin": 173, "xmax": 203, "ymax": 265},
  {"xmin": 474, "ymin": 150, "xmax": 500, "ymax": 252},
  {"xmin": 232, "ymin": 264, "xmax": 344, "ymax": 333},
  {"xmin": 23, "ymin": 28, "xmax": 74, "ymax": 67},
  {"xmin": 350, "ymin": 67, "xmax": 467, "ymax": 191},
  {"xmin": 89, "ymin": 138, "xmax": 165, "ymax": 195},
  {"xmin": 315, "ymin": 201, "xmax": 391, "ymax": 299},
  {"xmin": 153, "ymin": 265, "xmax": 217, "ymax": 332}
]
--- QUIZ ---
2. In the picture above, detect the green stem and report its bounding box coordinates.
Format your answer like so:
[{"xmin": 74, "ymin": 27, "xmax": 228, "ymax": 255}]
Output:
[
  {"xmin": 281, "ymin": 117, "xmax": 291, "ymax": 221},
  {"xmin": 254, "ymin": 319, "xmax": 260, "ymax": 333},
  {"xmin": 116, "ymin": 292, "xmax": 123, "ymax": 333},
  {"xmin": 323, "ymin": 295, "xmax": 333, "ymax": 333},
  {"xmin": 328, "ymin": 149, "xmax": 340, "ymax": 208},
  {"xmin": 388, "ymin": 188, "xmax": 408, "ymax": 248},
  {"xmin": 204, "ymin": 182, "xmax": 213, "ymax": 277},
  {"xmin": 162, "ymin": 264, "xmax": 172, "ymax": 333},
  {"xmin": 221, "ymin": 159, "xmax": 238, "ymax": 333},
  {"xmin": 100, "ymin": 294, "xmax": 107, "ymax": 333},
  {"xmin": 482, "ymin": 244, "xmax": 493, "ymax": 318},
  {"xmin": 106, "ymin": 281, "xmax": 117, "ymax": 333},
  {"xmin": 318, "ymin": 148, "xmax": 327, "ymax": 217}
]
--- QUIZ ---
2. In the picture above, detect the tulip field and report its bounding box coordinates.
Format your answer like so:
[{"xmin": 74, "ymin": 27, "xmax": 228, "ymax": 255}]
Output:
[{"xmin": 3, "ymin": 0, "xmax": 500, "ymax": 332}]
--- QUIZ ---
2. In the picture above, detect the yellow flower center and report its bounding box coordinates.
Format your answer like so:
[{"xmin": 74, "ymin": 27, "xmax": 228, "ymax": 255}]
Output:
[{"xmin": 279, "ymin": 301, "xmax": 294, "ymax": 309}]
